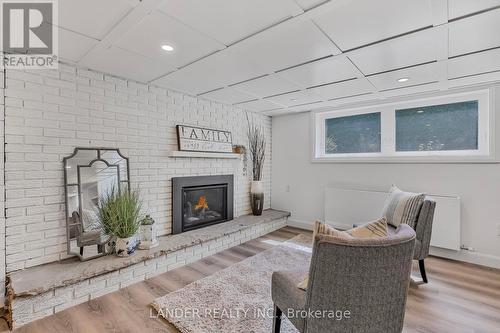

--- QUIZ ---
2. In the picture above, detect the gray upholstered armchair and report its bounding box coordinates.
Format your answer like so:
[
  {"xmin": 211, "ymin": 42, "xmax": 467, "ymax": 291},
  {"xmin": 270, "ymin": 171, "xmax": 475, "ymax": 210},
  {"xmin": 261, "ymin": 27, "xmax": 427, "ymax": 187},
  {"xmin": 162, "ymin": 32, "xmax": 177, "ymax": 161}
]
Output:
[
  {"xmin": 411, "ymin": 199, "xmax": 436, "ymax": 283},
  {"xmin": 271, "ymin": 224, "xmax": 416, "ymax": 333},
  {"xmin": 352, "ymin": 199, "xmax": 436, "ymax": 283}
]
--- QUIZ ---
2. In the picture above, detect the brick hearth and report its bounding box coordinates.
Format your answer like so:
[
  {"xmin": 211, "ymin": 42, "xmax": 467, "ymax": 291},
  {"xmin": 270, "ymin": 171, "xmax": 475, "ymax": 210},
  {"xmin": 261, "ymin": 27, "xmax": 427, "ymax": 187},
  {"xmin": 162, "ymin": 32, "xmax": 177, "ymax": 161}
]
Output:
[{"xmin": 7, "ymin": 210, "xmax": 289, "ymax": 328}]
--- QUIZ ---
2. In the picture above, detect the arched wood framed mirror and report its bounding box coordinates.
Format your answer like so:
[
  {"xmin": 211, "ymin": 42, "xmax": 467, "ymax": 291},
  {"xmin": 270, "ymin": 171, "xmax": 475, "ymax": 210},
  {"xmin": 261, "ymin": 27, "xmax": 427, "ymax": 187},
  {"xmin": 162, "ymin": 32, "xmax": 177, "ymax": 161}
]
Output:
[{"xmin": 63, "ymin": 148, "xmax": 130, "ymax": 261}]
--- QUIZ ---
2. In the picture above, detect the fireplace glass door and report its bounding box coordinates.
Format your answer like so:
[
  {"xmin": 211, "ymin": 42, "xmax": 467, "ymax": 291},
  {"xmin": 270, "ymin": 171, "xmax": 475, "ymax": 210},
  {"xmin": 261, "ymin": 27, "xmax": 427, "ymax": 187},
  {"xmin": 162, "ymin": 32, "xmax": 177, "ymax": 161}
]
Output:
[{"xmin": 182, "ymin": 184, "xmax": 228, "ymax": 231}]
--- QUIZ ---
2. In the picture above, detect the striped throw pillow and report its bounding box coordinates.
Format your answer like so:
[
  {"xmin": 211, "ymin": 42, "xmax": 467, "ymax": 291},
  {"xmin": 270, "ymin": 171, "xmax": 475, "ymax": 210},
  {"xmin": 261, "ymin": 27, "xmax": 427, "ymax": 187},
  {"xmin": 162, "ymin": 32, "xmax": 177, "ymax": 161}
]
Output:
[
  {"xmin": 346, "ymin": 217, "xmax": 388, "ymax": 238},
  {"xmin": 312, "ymin": 220, "xmax": 351, "ymax": 241},
  {"xmin": 382, "ymin": 185, "xmax": 425, "ymax": 228}
]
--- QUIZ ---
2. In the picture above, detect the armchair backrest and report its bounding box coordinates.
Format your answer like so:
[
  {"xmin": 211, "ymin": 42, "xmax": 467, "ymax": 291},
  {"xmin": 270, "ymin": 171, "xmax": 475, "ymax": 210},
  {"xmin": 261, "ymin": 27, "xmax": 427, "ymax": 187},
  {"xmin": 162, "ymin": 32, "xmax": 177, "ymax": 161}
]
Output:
[
  {"xmin": 413, "ymin": 199, "xmax": 436, "ymax": 259},
  {"xmin": 304, "ymin": 224, "xmax": 416, "ymax": 333}
]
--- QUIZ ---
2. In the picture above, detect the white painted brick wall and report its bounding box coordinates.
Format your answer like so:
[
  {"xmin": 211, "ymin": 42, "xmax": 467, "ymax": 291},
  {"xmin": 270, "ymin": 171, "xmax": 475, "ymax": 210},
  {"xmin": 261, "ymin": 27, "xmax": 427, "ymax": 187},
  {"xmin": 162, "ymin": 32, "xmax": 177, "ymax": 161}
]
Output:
[
  {"xmin": 3, "ymin": 63, "xmax": 272, "ymax": 272},
  {"xmin": 1, "ymin": 69, "xmax": 6, "ymax": 304},
  {"xmin": 11, "ymin": 217, "xmax": 287, "ymax": 327}
]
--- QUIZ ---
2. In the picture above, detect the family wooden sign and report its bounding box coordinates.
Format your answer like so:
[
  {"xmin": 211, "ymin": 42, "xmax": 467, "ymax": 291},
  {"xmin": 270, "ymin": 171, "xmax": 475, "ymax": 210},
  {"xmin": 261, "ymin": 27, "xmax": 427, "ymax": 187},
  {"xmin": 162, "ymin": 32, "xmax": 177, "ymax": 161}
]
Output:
[{"xmin": 176, "ymin": 125, "xmax": 233, "ymax": 153}]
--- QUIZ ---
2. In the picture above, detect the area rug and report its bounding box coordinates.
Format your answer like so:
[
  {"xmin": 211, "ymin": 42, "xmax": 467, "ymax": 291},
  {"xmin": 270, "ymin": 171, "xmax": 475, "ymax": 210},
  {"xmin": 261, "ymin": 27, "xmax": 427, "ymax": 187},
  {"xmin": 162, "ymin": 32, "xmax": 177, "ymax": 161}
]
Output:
[{"xmin": 151, "ymin": 235, "xmax": 312, "ymax": 333}]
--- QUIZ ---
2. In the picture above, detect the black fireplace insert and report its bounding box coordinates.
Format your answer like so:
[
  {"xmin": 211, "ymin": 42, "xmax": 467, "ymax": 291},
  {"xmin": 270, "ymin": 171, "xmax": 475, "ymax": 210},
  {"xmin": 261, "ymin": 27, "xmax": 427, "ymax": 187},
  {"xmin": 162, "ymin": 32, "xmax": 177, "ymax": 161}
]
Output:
[{"xmin": 172, "ymin": 175, "xmax": 234, "ymax": 234}]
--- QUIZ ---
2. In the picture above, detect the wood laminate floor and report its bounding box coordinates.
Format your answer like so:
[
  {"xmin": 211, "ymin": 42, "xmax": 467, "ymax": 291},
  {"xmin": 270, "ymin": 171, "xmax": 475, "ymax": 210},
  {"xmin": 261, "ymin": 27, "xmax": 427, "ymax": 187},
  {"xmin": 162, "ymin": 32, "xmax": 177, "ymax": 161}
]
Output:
[{"xmin": 3, "ymin": 227, "xmax": 500, "ymax": 333}]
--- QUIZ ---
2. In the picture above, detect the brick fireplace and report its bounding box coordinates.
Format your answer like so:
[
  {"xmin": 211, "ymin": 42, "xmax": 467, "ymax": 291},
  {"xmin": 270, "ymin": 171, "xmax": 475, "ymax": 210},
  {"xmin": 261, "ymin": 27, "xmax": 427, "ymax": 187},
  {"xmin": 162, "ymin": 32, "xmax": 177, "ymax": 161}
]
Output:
[{"xmin": 1, "ymin": 63, "xmax": 272, "ymax": 327}]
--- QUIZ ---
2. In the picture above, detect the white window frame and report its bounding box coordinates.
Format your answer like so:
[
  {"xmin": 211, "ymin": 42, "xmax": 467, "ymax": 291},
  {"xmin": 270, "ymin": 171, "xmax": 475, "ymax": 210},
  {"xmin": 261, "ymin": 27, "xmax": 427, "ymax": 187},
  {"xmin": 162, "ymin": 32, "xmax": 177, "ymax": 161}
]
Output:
[{"xmin": 312, "ymin": 89, "xmax": 493, "ymax": 163}]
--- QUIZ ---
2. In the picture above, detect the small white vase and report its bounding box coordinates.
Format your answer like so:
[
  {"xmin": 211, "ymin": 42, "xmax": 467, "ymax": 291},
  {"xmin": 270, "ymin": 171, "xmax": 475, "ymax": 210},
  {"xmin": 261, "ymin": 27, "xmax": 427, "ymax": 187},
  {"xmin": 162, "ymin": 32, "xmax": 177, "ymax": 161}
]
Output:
[
  {"xmin": 138, "ymin": 223, "xmax": 159, "ymax": 250},
  {"xmin": 115, "ymin": 237, "xmax": 137, "ymax": 257}
]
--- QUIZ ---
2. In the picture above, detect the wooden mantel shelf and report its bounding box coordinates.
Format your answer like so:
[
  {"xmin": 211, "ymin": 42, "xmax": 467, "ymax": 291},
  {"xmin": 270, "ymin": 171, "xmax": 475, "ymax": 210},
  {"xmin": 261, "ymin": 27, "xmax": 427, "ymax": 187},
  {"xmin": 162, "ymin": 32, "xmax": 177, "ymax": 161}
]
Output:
[{"xmin": 168, "ymin": 151, "xmax": 241, "ymax": 159}]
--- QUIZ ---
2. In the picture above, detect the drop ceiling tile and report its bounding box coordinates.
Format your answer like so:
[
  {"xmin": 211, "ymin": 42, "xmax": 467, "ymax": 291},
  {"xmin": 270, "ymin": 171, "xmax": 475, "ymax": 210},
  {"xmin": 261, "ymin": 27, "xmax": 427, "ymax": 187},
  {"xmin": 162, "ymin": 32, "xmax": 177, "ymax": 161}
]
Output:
[
  {"xmin": 239, "ymin": 20, "xmax": 340, "ymax": 73},
  {"xmin": 309, "ymin": 78, "xmax": 374, "ymax": 100},
  {"xmin": 449, "ymin": 9, "xmax": 500, "ymax": 56},
  {"xmin": 115, "ymin": 11, "xmax": 225, "ymax": 68},
  {"xmin": 448, "ymin": 48, "xmax": 500, "ymax": 79},
  {"xmin": 347, "ymin": 28, "xmax": 438, "ymax": 75},
  {"xmin": 313, "ymin": 0, "xmax": 433, "ymax": 51},
  {"xmin": 59, "ymin": 28, "xmax": 98, "ymax": 62},
  {"xmin": 295, "ymin": 0, "xmax": 328, "ymax": 10},
  {"xmin": 448, "ymin": 0, "xmax": 500, "ymax": 19},
  {"xmin": 379, "ymin": 82, "xmax": 440, "ymax": 99},
  {"xmin": 199, "ymin": 87, "xmax": 256, "ymax": 105},
  {"xmin": 449, "ymin": 71, "xmax": 500, "ymax": 88},
  {"xmin": 58, "ymin": 0, "xmax": 137, "ymax": 39},
  {"xmin": 232, "ymin": 75, "xmax": 300, "ymax": 98},
  {"xmin": 279, "ymin": 55, "xmax": 360, "ymax": 88},
  {"xmin": 367, "ymin": 62, "xmax": 442, "ymax": 91},
  {"xmin": 285, "ymin": 101, "xmax": 331, "ymax": 113},
  {"xmin": 158, "ymin": 0, "xmax": 303, "ymax": 45},
  {"xmin": 325, "ymin": 93, "xmax": 379, "ymax": 108},
  {"xmin": 237, "ymin": 99, "xmax": 284, "ymax": 112},
  {"xmin": 265, "ymin": 93, "xmax": 379, "ymax": 114},
  {"xmin": 152, "ymin": 46, "xmax": 268, "ymax": 95},
  {"xmin": 263, "ymin": 109, "xmax": 290, "ymax": 116},
  {"xmin": 265, "ymin": 90, "xmax": 323, "ymax": 107},
  {"xmin": 80, "ymin": 46, "xmax": 174, "ymax": 83}
]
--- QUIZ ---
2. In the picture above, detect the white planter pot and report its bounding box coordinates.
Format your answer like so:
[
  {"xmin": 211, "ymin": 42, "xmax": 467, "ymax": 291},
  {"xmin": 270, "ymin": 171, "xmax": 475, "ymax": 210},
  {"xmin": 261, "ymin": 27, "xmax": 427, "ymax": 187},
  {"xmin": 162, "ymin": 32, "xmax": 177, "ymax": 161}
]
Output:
[
  {"xmin": 115, "ymin": 237, "xmax": 137, "ymax": 257},
  {"xmin": 138, "ymin": 223, "xmax": 159, "ymax": 250}
]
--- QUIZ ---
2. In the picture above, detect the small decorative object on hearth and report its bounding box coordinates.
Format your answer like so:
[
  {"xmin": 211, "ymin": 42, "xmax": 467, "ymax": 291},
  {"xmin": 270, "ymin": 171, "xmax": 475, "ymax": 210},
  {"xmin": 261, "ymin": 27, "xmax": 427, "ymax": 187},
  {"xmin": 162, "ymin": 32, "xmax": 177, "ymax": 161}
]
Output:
[
  {"xmin": 246, "ymin": 113, "xmax": 266, "ymax": 216},
  {"xmin": 138, "ymin": 215, "xmax": 159, "ymax": 250},
  {"xmin": 97, "ymin": 188, "xmax": 143, "ymax": 257}
]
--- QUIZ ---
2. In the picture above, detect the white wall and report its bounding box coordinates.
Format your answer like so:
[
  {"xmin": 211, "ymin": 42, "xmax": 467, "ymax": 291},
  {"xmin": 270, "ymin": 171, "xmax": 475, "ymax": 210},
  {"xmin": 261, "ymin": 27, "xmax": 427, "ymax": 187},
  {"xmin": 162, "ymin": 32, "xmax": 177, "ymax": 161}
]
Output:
[
  {"xmin": 271, "ymin": 87, "xmax": 500, "ymax": 269},
  {"xmin": 3, "ymin": 63, "xmax": 271, "ymax": 272}
]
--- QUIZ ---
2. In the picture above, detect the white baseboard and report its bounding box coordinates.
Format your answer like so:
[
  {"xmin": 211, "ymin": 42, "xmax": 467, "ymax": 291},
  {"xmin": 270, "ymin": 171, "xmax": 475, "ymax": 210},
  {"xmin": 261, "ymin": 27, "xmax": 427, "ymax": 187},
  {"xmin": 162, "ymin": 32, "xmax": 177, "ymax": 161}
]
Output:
[
  {"xmin": 286, "ymin": 219, "xmax": 313, "ymax": 231},
  {"xmin": 430, "ymin": 247, "xmax": 500, "ymax": 269},
  {"xmin": 287, "ymin": 219, "xmax": 351, "ymax": 231}
]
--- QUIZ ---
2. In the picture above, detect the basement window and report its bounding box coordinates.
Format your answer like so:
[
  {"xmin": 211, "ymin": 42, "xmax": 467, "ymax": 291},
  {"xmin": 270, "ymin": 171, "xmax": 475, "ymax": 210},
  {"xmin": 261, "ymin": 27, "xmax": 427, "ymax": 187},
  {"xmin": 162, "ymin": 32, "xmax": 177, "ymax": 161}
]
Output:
[
  {"xmin": 396, "ymin": 101, "xmax": 479, "ymax": 152},
  {"xmin": 313, "ymin": 89, "xmax": 491, "ymax": 163},
  {"xmin": 325, "ymin": 112, "xmax": 381, "ymax": 154}
]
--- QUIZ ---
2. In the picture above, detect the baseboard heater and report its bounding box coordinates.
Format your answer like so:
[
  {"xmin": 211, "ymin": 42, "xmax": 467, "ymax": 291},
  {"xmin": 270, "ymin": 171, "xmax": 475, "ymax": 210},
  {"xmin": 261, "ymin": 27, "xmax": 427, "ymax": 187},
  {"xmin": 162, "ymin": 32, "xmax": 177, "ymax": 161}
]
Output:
[{"xmin": 324, "ymin": 187, "xmax": 461, "ymax": 251}]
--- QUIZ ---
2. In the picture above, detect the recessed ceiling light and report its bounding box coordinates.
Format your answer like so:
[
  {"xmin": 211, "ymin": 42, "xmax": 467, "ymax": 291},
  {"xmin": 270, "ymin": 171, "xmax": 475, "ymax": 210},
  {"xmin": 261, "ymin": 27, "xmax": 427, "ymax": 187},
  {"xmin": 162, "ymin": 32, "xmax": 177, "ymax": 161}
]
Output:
[
  {"xmin": 161, "ymin": 44, "xmax": 174, "ymax": 52},
  {"xmin": 397, "ymin": 77, "xmax": 409, "ymax": 83},
  {"xmin": 417, "ymin": 110, "xmax": 424, "ymax": 114},
  {"xmin": 291, "ymin": 99, "xmax": 298, "ymax": 102}
]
